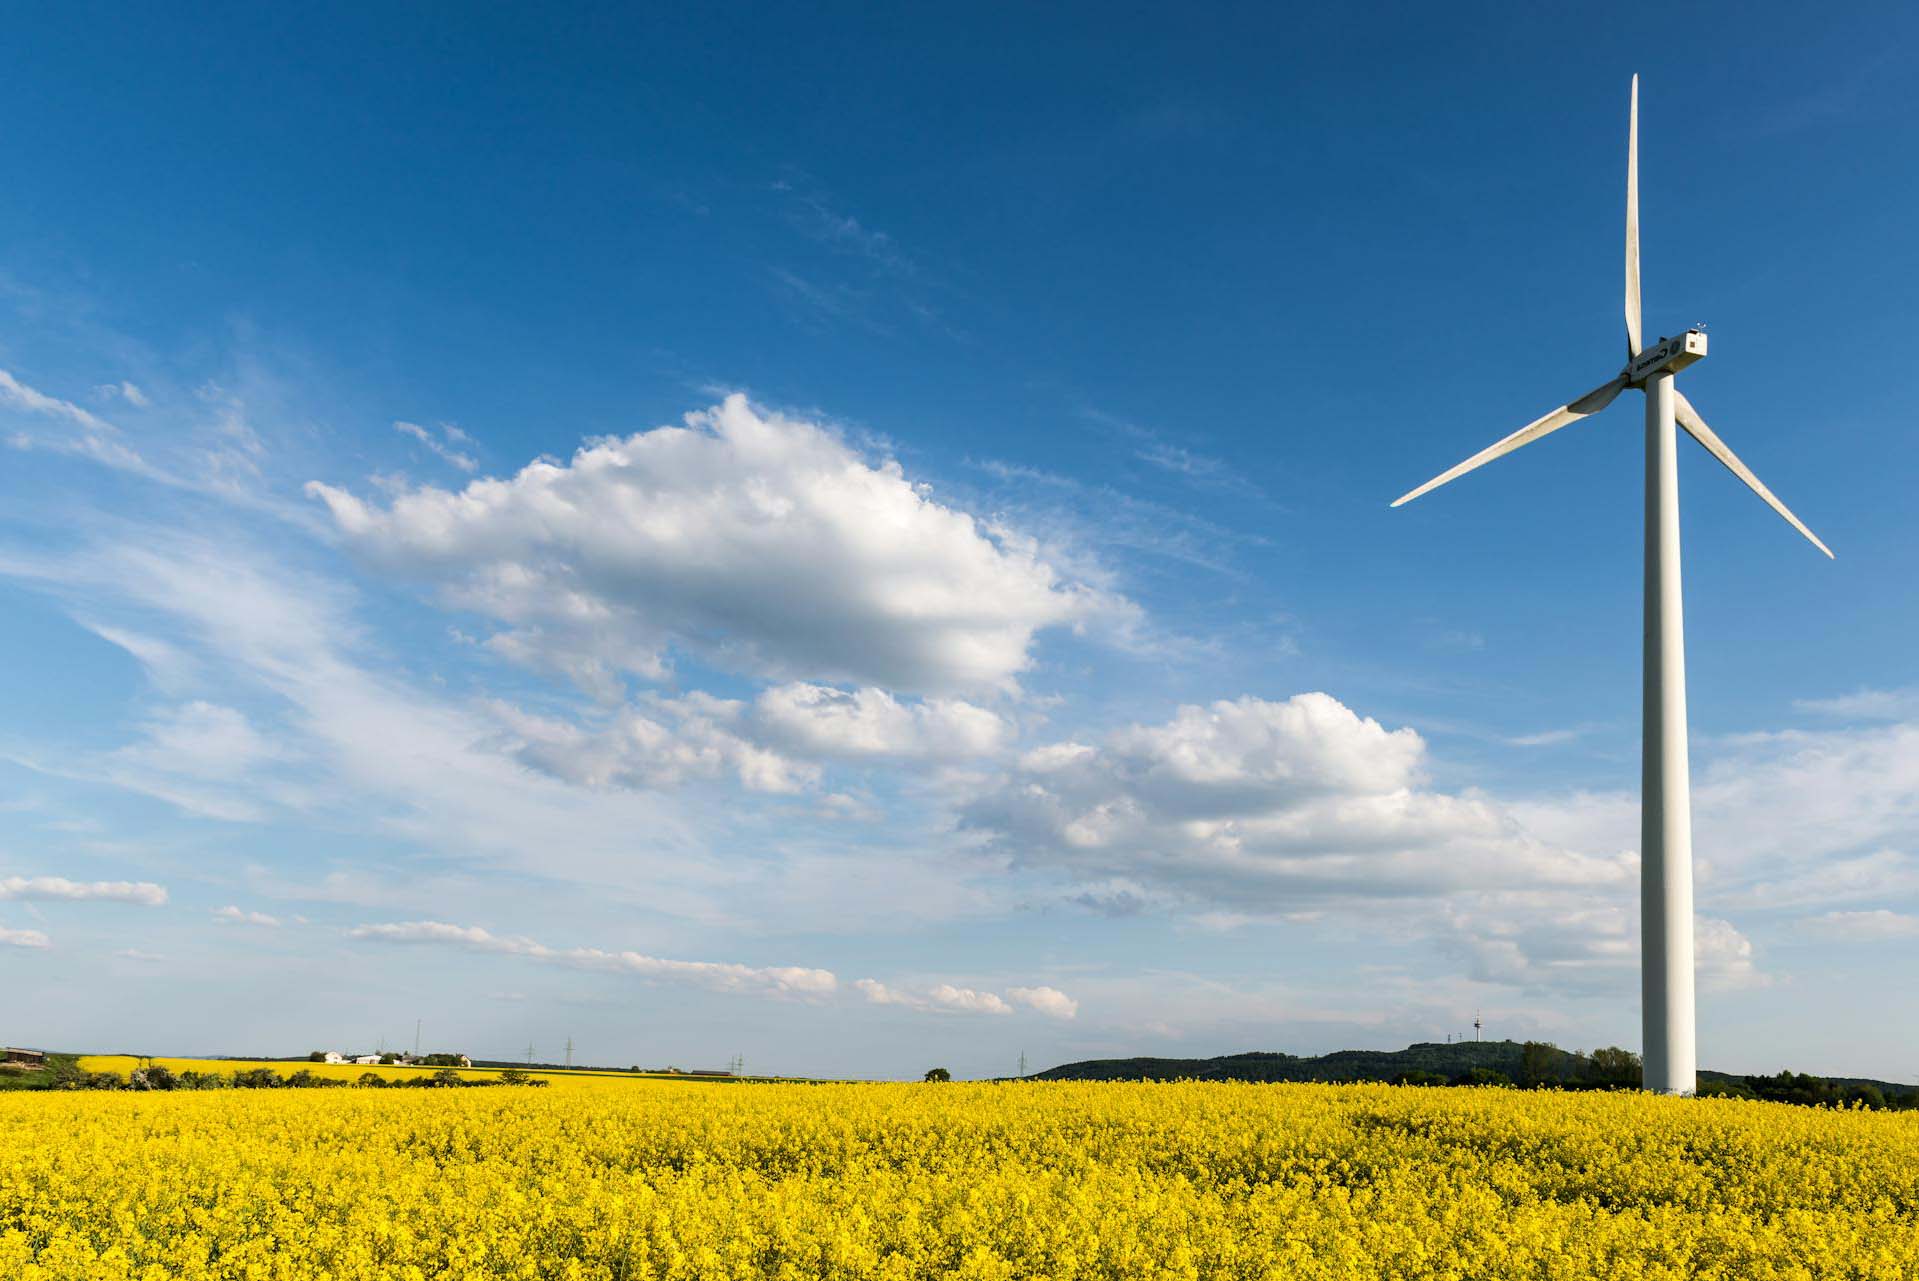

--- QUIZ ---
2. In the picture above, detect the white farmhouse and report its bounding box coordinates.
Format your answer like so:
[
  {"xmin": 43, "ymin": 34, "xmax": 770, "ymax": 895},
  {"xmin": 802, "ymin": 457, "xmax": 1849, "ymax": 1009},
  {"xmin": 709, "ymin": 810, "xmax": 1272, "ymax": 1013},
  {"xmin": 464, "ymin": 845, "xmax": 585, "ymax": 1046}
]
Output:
[
  {"xmin": 351, "ymin": 1054, "xmax": 383, "ymax": 1065},
  {"xmin": 323, "ymin": 1052, "xmax": 347, "ymax": 1065}
]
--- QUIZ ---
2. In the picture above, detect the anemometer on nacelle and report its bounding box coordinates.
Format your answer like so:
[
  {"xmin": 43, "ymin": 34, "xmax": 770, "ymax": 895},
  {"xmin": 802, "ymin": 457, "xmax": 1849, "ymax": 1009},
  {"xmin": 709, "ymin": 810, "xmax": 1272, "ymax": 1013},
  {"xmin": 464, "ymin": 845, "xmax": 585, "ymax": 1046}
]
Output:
[{"xmin": 1626, "ymin": 329, "xmax": 1707, "ymax": 386}]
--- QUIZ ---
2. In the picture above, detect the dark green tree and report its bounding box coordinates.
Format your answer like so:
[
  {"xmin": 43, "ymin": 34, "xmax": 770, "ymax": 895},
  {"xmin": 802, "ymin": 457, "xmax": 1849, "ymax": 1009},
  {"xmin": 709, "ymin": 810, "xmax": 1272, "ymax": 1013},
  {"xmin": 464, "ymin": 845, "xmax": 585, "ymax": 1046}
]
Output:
[
  {"xmin": 1519, "ymin": 1041, "xmax": 1564, "ymax": 1087},
  {"xmin": 1588, "ymin": 1046, "xmax": 1642, "ymax": 1088}
]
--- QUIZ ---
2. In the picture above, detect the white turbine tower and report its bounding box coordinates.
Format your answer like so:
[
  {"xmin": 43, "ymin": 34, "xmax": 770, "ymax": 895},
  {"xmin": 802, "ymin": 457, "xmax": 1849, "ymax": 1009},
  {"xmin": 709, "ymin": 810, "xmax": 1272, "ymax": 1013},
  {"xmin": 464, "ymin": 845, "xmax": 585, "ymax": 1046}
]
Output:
[{"xmin": 1391, "ymin": 76, "xmax": 1832, "ymax": 1096}]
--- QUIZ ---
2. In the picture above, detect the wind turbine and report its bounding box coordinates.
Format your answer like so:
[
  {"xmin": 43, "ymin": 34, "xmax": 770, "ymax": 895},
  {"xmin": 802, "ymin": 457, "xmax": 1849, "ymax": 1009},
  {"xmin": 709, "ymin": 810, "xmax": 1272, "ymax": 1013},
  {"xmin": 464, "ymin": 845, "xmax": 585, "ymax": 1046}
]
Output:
[{"xmin": 1390, "ymin": 76, "xmax": 1832, "ymax": 1096}]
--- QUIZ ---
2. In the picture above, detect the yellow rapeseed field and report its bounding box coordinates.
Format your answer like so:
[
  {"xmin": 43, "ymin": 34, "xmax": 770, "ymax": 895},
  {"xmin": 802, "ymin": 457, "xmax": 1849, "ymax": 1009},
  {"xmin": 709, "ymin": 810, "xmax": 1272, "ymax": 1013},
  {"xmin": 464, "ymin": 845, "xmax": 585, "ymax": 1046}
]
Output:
[{"xmin": 2, "ymin": 1079, "xmax": 1915, "ymax": 1280}]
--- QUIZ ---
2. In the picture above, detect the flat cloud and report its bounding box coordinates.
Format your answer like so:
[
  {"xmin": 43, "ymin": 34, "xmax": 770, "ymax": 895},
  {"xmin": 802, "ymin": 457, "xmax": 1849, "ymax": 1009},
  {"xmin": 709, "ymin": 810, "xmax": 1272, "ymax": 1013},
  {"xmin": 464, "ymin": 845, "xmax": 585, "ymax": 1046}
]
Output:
[
  {"xmin": 349, "ymin": 920, "xmax": 838, "ymax": 998},
  {"xmin": 212, "ymin": 905, "xmax": 281, "ymax": 927},
  {"xmin": 309, "ymin": 394, "xmax": 1124, "ymax": 697},
  {"xmin": 0, "ymin": 876, "xmax": 168, "ymax": 906},
  {"xmin": 0, "ymin": 925, "xmax": 51, "ymax": 949},
  {"xmin": 852, "ymin": 977, "xmax": 1077, "ymax": 1017},
  {"xmin": 1792, "ymin": 686, "xmax": 1919, "ymax": 722},
  {"xmin": 926, "ymin": 984, "xmax": 1011, "ymax": 1015},
  {"xmin": 1798, "ymin": 908, "xmax": 1919, "ymax": 941}
]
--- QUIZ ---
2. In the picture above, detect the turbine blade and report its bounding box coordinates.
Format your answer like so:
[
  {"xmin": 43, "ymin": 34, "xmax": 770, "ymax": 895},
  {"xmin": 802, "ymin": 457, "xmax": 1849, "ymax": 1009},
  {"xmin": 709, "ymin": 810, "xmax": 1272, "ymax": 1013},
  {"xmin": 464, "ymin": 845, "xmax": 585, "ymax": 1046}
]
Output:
[
  {"xmin": 1390, "ymin": 376, "xmax": 1626, "ymax": 508},
  {"xmin": 1625, "ymin": 75, "xmax": 1642, "ymax": 358},
  {"xmin": 1673, "ymin": 390, "xmax": 1834, "ymax": 559}
]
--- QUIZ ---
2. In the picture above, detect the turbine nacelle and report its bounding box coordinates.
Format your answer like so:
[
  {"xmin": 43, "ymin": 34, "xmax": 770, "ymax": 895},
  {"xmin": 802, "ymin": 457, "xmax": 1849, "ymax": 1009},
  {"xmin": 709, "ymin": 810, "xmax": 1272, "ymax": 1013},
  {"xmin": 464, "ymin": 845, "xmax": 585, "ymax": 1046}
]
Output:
[{"xmin": 1626, "ymin": 330, "xmax": 1708, "ymax": 386}]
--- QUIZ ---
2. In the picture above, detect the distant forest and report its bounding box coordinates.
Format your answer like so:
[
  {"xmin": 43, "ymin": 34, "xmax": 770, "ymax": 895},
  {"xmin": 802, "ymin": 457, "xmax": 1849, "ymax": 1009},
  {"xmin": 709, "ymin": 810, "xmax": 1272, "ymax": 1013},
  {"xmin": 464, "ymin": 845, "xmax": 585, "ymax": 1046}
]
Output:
[{"xmin": 1034, "ymin": 1040, "xmax": 1918, "ymax": 1110}]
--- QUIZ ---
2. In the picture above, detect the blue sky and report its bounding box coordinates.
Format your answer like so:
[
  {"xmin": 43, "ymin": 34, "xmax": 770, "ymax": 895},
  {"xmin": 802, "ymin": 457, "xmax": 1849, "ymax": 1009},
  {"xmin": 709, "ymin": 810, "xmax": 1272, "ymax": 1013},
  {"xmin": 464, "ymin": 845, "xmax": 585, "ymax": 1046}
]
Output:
[{"xmin": 2, "ymin": 4, "xmax": 1915, "ymax": 1081}]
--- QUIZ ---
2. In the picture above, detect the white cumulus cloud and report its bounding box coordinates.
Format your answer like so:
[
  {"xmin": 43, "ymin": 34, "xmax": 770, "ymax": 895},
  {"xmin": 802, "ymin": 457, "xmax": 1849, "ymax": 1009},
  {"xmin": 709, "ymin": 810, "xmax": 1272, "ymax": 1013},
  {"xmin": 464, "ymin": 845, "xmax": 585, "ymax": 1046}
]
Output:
[
  {"xmin": 491, "ymin": 694, "xmax": 815, "ymax": 794},
  {"xmin": 1007, "ymin": 985, "xmax": 1079, "ymax": 1019},
  {"xmin": 1439, "ymin": 900, "xmax": 1767, "ymax": 995},
  {"xmin": 309, "ymin": 394, "xmax": 1123, "ymax": 697},
  {"xmin": 964, "ymin": 692, "xmax": 1627, "ymax": 908},
  {"xmin": 754, "ymin": 683, "xmax": 1009, "ymax": 759}
]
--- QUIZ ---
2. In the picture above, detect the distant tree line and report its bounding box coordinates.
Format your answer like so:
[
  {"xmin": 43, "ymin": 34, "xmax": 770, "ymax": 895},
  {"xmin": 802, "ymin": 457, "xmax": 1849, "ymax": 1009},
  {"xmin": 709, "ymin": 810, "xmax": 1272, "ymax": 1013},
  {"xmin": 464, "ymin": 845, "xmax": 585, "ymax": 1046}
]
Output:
[
  {"xmin": 42, "ymin": 1062, "xmax": 549, "ymax": 1091},
  {"xmin": 1389, "ymin": 1042, "xmax": 1649, "ymax": 1091},
  {"xmin": 1392, "ymin": 1042, "xmax": 1917, "ymax": 1111},
  {"xmin": 1697, "ymin": 1069, "xmax": 1908, "ymax": 1111},
  {"xmin": 1038, "ymin": 1040, "xmax": 1916, "ymax": 1111}
]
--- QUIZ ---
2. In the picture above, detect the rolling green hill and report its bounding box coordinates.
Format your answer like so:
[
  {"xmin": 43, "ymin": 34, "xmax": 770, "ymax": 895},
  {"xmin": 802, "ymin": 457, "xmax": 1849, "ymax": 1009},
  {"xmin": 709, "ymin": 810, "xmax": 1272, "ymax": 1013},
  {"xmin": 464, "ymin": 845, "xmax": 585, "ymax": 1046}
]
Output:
[
  {"xmin": 1033, "ymin": 1040, "xmax": 1916, "ymax": 1105},
  {"xmin": 1034, "ymin": 1040, "xmax": 1525, "ymax": 1084}
]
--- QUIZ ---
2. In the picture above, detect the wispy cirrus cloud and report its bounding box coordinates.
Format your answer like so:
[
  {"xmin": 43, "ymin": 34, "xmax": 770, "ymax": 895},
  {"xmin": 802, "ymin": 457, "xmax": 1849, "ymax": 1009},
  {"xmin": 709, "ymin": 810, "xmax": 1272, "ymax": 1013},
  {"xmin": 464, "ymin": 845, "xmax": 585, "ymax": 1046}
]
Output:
[
  {"xmin": 9, "ymin": 699, "xmax": 294, "ymax": 824},
  {"xmin": 1794, "ymin": 686, "xmax": 1919, "ymax": 722},
  {"xmin": 0, "ymin": 365, "xmax": 325, "ymax": 531},
  {"xmin": 772, "ymin": 177, "xmax": 916, "ymax": 278},
  {"xmin": 0, "ymin": 527, "xmax": 735, "ymax": 916},
  {"xmin": 1, "ymin": 367, "xmax": 153, "ymax": 475},
  {"xmin": 1504, "ymin": 724, "xmax": 1603, "ymax": 748},
  {"xmin": 967, "ymin": 456, "xmax": 1268, "ymax": 581},
  {"xmin": 1081, "ymin": 408, "xmax": 1269, "ymax": 503},
  {"xmin": 94, "ymin": 380, "xmax": 150, "ymax": 407},
  {"xmin": 393, "ymin": 421, "xmax": 477, "ymax": 473}
]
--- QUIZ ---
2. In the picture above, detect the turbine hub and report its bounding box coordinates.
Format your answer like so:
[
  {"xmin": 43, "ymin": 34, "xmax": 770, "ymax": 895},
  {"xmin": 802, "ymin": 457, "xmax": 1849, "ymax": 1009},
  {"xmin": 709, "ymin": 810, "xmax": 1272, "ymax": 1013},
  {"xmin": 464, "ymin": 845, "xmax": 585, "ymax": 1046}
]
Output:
[{"xmin": 1627, "ymin": 329, "xmax": 1708, "ymax": 386}]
